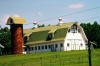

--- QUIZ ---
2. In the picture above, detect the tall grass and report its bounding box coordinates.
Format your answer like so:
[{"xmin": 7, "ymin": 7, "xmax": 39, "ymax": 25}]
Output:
[{"xmin": 0, "ymin": 49, "xmax": 100, "ymax": 66}]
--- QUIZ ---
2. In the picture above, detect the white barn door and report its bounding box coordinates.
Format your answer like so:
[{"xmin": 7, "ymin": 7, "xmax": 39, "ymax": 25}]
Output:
[{"xmin": 71, "ymin": 39, "xmax": 81, "ymax": 50}]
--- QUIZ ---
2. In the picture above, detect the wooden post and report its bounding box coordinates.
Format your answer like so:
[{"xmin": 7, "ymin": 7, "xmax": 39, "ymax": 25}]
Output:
[{"xmin": 88, "ymin": 40, "xmax": 92, "ymax": 66}]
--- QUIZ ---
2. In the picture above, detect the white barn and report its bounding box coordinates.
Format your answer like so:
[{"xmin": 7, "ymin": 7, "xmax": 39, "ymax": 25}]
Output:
[{"xmin": 23, "ymin": 22, "xmax": 88, "ymax": 54}]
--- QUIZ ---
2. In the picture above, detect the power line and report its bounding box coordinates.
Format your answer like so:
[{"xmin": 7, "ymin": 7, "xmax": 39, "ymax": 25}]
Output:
[
  {"xmin": 40, "ymin": 6, "xmax": 100, "ymax": 22},
  {"xmin": 25, "ymin": 6, "xmax": 100, "ymax": 25},
  {"xmin": 61, "ymin": 7, "xmax": 100, "ymax": 17}
]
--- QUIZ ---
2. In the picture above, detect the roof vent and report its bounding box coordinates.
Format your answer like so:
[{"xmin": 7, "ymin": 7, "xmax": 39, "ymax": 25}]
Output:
[
  {"xmin": 58, "ymin": 17, "xmax": 63, "ymax": 25},
  {"xmin": 33, "ymin": 21, "xmax": 38, "ymax": 28}
]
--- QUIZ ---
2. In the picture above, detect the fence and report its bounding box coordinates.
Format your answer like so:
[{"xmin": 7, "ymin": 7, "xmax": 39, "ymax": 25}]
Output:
[{"xmin": 0, "ymin": 49, "xmax": 100, "ymax": 66}]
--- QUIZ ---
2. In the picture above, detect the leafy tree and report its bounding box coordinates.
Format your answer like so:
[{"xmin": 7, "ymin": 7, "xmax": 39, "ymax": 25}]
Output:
[
  {"xmin": 38, "ymin": 24, "xmax": 45, "ymax": 27},
  {"xmin": 48, "ymin": 24, "xmax": 51, "ymax": 26},
  {"xmin": 80, "ymin": 21, "xmax": 100, "ymax": 48},
  {"xmin": 0, "ymin": 27, "xmax": 11, "ymax": 55}
]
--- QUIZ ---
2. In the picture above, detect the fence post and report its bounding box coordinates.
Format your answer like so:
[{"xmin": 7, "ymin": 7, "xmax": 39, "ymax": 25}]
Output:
[
  {"xmin": 40, "ymin": 57, "xmax": 42, "ymax": 66},
  {"xmin": 88, "ymin": 40, "xmax": 92, "ymax": 66}
]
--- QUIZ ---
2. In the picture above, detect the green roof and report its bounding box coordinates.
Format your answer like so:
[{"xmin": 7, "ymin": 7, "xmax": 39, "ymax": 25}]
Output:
[
  {"xmin": 7, "ymin": 17, "xmax": 27, "ymax": 25},
  {"xmin": 24, "ymin": 22, "xmax": 77, "ymax": 45}
]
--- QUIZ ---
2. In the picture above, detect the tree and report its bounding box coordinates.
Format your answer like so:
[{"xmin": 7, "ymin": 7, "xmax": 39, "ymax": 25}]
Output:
[
  {"xmin": 80, "ymin": 21, "xmax": 100, "ymax": 48},
  {"xmin": 0, "ymin": 27, "xmax": 11, "ymax": 55},
  {"xmin": 38, "ymin": 24, "xmax": 45, "ymax": 27}
]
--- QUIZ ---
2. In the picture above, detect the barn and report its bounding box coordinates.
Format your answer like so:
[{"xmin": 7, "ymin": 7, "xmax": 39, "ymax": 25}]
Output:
[{"xmin": 23, "ymin": 22, "xmax": 88, "ymax": 54}]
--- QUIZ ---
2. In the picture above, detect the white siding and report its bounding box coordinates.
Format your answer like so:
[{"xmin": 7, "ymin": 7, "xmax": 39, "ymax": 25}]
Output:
[
  {"xmin": 64, "ymin": 27, "xmax": 87, "ymax": 51},
  {"xmin": 24, "ymin": 42, "xmax": 64, "ymax": 54}
]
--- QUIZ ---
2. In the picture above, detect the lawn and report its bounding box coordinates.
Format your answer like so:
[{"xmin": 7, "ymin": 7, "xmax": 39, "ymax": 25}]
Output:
[{"xmin": 0, "ymin": 49, "xmax": 100, "ymax": 66}]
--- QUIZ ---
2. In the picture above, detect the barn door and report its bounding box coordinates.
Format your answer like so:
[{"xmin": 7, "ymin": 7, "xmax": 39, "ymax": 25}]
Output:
[
  {"xmin": 71, "ymin": 39, "xmax": 80, "ymax": 50},
  {"xmin": 71, "ymin": 40, "xmax": 75, "ymax": 50}
]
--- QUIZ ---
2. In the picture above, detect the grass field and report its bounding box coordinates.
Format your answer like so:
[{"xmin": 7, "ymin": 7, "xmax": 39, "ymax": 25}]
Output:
[{"xmin": 0, "ymin": 49, "xmax": 100, "ymax": 66}]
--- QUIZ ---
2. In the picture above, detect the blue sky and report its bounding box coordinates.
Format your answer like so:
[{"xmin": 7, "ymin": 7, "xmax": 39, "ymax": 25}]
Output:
[{"xmin": 0, "ymin": 0, "xmax": 100, "ymax": 29}]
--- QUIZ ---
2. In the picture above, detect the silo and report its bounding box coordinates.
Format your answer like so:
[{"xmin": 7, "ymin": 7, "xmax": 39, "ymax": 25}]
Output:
[{"xmin": 7, "ymin": 17, "xmax": 26, "ymax": 54}]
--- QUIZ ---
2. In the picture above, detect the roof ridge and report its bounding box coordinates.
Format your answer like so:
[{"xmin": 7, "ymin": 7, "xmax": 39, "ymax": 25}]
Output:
[{"xmin": 24, "ymin": 22, "xmax": 76, "ymax": 36}]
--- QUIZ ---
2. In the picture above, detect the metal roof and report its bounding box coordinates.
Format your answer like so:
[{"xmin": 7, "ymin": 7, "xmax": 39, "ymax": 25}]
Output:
[{"xmin": 6, "ymin": 17, "xmax": 27, "ymax": 25}]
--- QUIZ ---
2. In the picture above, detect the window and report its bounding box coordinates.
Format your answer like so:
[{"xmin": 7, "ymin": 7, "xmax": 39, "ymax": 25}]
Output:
[
  {"xmin": 71, "ymin": 24, "xmax": 77, "ymax": 33},
  {"xmin": 10, "ymin": 19, "xmax": 13, "ymax": 24},
  {"xmin": 25, "ymin": 48, "xmax": 27, "ymax": 51},
  {"xmin": 45, "ymin": 45, "xmax": 47, "ymax": 49},
  {"xmin": 42, "ymin": 45, "xmax": 44, "ymax": 49},
  {"xmin": 68, "ymin": 29, "xmax": 70, "ymax": 32},
  {"xmin": 60, "ymin": 43, "xmax": 63, "ymax": 47},
  {"xmin": 47, "ymin": 33, "xmax": 53, "ymax": 40},
  {"xmin": 80, "ymin": 43, "xmax": 83, "ymax": 47},
  {"xmin": 35, "ymin": 46, "xmax": 37, "ymax": 50},
  {"xmin": 38, "ymin": 46, "xmax": 40, "ymax": 50},
  {"xmin": 55, "ymin": 44, "xmax": 58, "ymax": 48},
  {"xmin": 48, "ymin": 45, "xmax": 51, "ymax": 49},
  {"xmin": 67, "ymin": 43, "xmax": 70, "ymax": 47}
]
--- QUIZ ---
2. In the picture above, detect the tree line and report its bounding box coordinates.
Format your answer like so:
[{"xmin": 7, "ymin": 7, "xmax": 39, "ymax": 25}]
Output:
[
  {"xmin": 0, "ymin": 27, "xmax": 11, "ymax": 55},
  {"xmin": 80, "ymin": 21, "xmax": 100, "ymax": 48}
]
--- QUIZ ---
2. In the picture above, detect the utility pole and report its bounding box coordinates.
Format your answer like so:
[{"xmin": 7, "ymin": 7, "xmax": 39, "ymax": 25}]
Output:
[{"xmin": 88, "ymin": 39, "xmax": 92, "ymax": 66}]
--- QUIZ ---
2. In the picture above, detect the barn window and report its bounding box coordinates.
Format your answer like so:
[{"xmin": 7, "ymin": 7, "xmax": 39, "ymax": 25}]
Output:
[
  {"xmin": 48, "ymin": 45, "xmax": 51, "ymax": 49},
  {"xmin": 38, "ymin": 46, "xmax": 40, "ymax": 50},
  {"xmin": 68, "ymin": 29, "xmax": 70, "ymax": 32},
  {"xmin": 60, "ymin": 43, "xmax": 63, "ymax": 47},
  {"xmin": 80, "ymin": 43, "xmax": 83, "ymax": 46},
  {"xmin": 35, "ymin": 46, "xmax": 37, "ymax": 50},
  {"xmin": 45, "ymin": 45, "xmax": 47, "ymax": 49},
  {"xmin": 71, "ymin": 24, "xmax": 77, "ymax": 33},
  {"xmin": 42, "ymin": 45, "xmax": 44, "ymax": 49},
  {"xmin": 67, "ymin": 43, "xmax": 70, "ymax": 47},
  {"xmin": 47, "ymin": 33, "xmax": 53, "ymax": 40},
  {"xmin": 25, "ymin": 48, "xmax": 27, "ymax": 51},
  {"xmin": 55, "ymin": 44, "xmax": 58, "ymax": 48},
  {"xmin": 10, "ymin": 19, "xmax": 13, "ymax": 24}
]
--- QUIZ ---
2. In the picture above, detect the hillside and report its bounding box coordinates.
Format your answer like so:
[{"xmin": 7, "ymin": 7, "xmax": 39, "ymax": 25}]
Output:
[{"xmin": 0, "ymin": 49, "xmax": 100, "ymax": 66}]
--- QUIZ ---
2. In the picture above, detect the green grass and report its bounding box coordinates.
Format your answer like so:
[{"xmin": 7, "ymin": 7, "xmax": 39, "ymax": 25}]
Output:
[{"xmin": 0, "ymin": 49, "xmax": 100, "ymax": 66}]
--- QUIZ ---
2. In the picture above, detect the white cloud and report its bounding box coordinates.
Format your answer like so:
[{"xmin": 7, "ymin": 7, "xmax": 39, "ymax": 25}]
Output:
[
  {"xmin": 0, "ymin": 14, "xmax": 20, "ymax": 24},
  {"xmin": 68, "ymin": 3, "xmax": 84, "ymax": 9},
  {"xmin": 0, "ymin": 14, "xmax": 10, "ymax": 23}
]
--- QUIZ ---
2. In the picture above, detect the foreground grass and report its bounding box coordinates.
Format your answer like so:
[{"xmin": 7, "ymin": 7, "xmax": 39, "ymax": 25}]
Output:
[{"xmin": 0, "ymin": 49, "xmax": 100, "ymax": 66}]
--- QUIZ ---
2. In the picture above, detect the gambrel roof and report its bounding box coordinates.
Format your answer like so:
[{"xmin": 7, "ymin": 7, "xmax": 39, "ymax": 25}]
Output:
[{"xmin": 24, "ymin": 22, "xmax": 88, "ymax": 45}]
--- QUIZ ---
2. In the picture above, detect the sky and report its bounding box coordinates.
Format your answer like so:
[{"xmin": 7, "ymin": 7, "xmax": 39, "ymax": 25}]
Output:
[{"xmin": 0, "ymin": 0, "xmax": 100, "ymax": 29}]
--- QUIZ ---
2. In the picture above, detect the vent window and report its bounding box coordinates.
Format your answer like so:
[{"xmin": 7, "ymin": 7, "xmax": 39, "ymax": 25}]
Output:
[
  {"xmin": 60, "ymin": 43, "xmax": 63, "ymax": 47},
  {"xmin": 67, "ymin": 43, "xmax": 70, "ymax": 47}
]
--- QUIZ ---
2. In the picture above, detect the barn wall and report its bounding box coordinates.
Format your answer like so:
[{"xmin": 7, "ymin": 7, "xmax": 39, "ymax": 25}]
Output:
[
  {"xmin": 23, "ymin": 42, "xmax": 64, "ymax": 54},
  {"xmin": 64, "ymin": 28, "xmax": 87, "ymax": 51}
]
